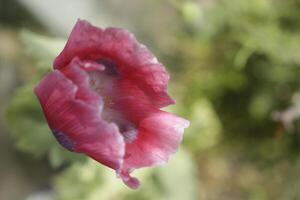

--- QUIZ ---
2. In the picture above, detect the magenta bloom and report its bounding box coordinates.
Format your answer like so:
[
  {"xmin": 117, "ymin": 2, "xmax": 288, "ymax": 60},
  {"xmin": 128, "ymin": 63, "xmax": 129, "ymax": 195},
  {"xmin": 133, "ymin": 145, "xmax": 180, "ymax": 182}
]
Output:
[{"xmin": 34, "ymin": 19, "xmax": 189, "ymax": 189}]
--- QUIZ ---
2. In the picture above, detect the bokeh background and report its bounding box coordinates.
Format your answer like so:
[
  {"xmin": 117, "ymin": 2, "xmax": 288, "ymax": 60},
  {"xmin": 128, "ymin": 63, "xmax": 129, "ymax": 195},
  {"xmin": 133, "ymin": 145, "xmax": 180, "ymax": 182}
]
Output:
[{"xmin": 1, "ymin": 0, "xmax": 300, "ymax": 199}]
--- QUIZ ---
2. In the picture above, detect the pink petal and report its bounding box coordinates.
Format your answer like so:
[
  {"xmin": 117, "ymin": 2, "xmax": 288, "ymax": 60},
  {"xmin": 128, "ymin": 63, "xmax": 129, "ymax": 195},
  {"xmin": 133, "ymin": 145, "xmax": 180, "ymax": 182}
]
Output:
[
  {"xmin": 60, "ymin": 57, "xmax": 104, "ymax": 107},
  {"xmin": 34, "ymin": 70, "xmax": 125, "ymax": 170},
  {"xmin": 54, "ymin": 19, "xmax": 174, "ymax": 108},
  {"xmin": 107, "ymin": 78, "xmax": 189, "ymax": 182},
  {"xmin": 124, "ymin": 112, "xmax": 189, "ymax": 169},
  {"xmin": 116, "ymin": 112, "xmax": 189, "ymax": 188}
]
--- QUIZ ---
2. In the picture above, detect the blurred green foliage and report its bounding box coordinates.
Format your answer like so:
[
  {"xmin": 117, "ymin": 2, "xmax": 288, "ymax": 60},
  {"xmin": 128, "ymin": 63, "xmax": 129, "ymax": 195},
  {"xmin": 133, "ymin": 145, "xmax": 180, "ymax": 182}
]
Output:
[
  {"xmin": 170, "ymin": 0, "xmax": 300, "ymax": 151},
  {"xmin": 5, "ymin": 0, "xmax": 300, "ymax": 199}
]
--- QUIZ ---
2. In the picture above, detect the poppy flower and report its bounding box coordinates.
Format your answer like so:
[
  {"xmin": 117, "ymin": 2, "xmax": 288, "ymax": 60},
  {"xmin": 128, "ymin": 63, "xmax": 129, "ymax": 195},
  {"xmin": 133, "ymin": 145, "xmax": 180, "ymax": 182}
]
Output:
[{"xmin": 34, "ymin": 19, "xmax": 189, "ymax": 189}]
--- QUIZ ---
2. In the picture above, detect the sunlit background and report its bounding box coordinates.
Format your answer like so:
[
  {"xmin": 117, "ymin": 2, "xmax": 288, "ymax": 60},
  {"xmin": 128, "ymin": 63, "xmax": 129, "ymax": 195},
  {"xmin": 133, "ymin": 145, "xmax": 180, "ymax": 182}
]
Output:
[{"xmin": 1, "ymin": 0, "xmax": 300, "ymax": 199}]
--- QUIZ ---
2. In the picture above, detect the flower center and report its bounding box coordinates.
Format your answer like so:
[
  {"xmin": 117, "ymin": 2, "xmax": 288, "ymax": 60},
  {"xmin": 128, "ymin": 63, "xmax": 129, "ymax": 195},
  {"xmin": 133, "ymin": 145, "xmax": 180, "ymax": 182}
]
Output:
[
  {"xmin": 97, "ymin": 59, "xmax": 119, "ymax": 76},
  {"xmin": 88, "ymin": 60, "xmax": 137, "ymax": 143}
]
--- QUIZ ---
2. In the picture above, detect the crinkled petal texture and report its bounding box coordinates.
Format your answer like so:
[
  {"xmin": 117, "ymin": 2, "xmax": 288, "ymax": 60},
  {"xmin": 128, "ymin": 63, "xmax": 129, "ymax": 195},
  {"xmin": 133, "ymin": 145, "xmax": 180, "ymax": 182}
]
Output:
[{"xmin": 35, "ymin": 19, "xmax": 189, "ymax": 189}]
